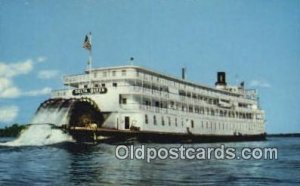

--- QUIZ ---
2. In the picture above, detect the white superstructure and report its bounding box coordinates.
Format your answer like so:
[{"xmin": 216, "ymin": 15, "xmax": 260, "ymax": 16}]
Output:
[{"xmin": 51, "ymin": 65, "xmax": 265, "ymax": 136}]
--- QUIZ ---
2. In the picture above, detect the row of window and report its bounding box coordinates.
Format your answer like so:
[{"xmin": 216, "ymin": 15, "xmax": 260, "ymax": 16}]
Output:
[
  {"xmin": 141, "ymin": 100, "xmax": 257, "ymax": 120},
  {"xmin": 83, "ymin": 82, "xmax": 118, "ymax": 89},
  {"xmin": 145, "ymin": 115, "xmax": 191, "ymax": 128},
  {"xmin": 144, "ymin": 115, "xmax": 262, "ymax": 130},
  {"xmin": 136, "ymin": 71, "xmax": 237, "ymax": 97},
  {"xmin": 131, "ymin": 80, "xmax": 240, "ymax": 103},
  {"xmin": 94, "ymin": 70, "xmax": 127, "ymax": 78},
  {"xmin": 83, "ymin": 69, "xmax": 247, "ymax": 103},
  {"xmin": 128, "ymin": 80, "xmax": 170, "ymax": 94},
  {"xmin": 127, "ymin": 79, "xmax": 250, "ymax": 108}
]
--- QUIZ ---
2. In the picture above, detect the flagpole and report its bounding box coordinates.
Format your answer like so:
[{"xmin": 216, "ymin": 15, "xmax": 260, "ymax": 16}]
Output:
[
  {"xmin": 89, "ymin": 32, "xmax": 92, "ymax": 88},
  {"xmin": 83, "ymin": 32, "xmax": 93, "ymax": 88},
  {"xmin": 89, "ymin": 50, "xmax": 92, "ymax": 88}
]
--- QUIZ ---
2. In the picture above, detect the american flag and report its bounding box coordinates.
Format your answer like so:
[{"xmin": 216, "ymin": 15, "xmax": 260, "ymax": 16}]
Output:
[{"xmin": 83, "ymin": 32, "xmax": 92, "ymax": 51}]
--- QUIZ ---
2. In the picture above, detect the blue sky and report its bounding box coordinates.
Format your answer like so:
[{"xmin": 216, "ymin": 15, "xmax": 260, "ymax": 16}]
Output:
[{"xmin": 0, "ymin": 0, "xmax": 299, "ymax": 133}]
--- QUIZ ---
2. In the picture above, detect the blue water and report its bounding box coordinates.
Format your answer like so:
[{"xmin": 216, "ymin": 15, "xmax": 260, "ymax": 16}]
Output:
[{"xmin": 0, "ymin": 137, "xmax": 299, "ymax": 185}]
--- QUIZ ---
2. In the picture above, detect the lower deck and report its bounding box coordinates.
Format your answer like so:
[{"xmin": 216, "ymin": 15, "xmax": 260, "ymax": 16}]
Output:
[
  {"xmin": 66, "ymin": 126, "xmax": 266, "ymax": 143},
  {"xmin": 101, "ymin": 111, "xmax": 265, "ymax": 136}
]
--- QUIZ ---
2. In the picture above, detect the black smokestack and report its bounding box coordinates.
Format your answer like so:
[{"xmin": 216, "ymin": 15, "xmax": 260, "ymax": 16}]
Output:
[
  {"xmin": 215, "ymin": 72, "xmax": 227, "ymax": 86},
  {"xmin": 182, "ymin": 68, "xmax": 186, "ymax": 80}
]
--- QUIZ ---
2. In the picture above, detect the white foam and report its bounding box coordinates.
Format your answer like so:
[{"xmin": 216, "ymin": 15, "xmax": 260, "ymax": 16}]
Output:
[
  {"xmin": 1, "ymin": 100, "xmax": 75, "ymax": 147},
  {"xmin": 1, "ymin": 124, "xmax": 74, "ymax": 146},
  {"xmin": 31, "ymin": 106, "xmax": 71, "ymax": 126}
]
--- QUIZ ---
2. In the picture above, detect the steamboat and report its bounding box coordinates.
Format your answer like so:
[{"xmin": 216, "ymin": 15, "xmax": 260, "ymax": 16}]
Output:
[
  {"xmin": 37, "ymin": 64, "xmax": 266, "ymax": 143},
  {"xmin": 35, "ymin": 33, "xmax": 265, "ymax": 143}
]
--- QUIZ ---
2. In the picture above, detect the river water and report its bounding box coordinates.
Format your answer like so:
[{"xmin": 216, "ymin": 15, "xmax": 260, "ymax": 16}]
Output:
[{"xmin": 0, "ymin": 136, "xmax": 299, "ymax": 185}]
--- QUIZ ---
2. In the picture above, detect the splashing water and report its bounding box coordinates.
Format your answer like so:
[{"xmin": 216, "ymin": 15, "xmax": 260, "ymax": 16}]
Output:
[
  {"xmin": 31, "ymin": 106, "xmax": 71, "ymax": 126},
  {"xmin": 1, "ymin": 100, "xmax": 75, "ymax": 146},
  {"xmin": 2, "ymin": 124, "xmax": 74, "ymax": 146}
]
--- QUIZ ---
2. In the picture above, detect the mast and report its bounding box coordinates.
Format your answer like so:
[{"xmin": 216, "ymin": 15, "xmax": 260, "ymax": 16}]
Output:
[
  {"xmin": 88, "ymin": 48, "xmax": 92, "ymax": 87},
  {"xmin": 83, "ymin": 32, "xmax": 92, "ymax": 87}
]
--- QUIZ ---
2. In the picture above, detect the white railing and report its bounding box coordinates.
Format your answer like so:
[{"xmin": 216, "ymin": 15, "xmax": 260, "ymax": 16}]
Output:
[
  {"xmin": 51, "ymin": 89, "xmax": 72, "ymax": 98},
  {"xmin": 64, "ymin": 74, "xmax": 89, "ymax": 84},
  {"xmin": 63, "ymin": 71, "xmax": 138, "ymax": 85}
]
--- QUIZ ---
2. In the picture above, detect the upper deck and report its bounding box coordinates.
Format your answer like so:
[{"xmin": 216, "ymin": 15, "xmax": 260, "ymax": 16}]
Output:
[{"xmin": 62, "ymin": 65, "xmax": 258, "ymax": 101}]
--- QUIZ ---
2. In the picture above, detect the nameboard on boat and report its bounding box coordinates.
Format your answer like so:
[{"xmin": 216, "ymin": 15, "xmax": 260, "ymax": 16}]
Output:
[{"xmin": 72, "ymin": 87, "xmax": 107, "ymax": 95}]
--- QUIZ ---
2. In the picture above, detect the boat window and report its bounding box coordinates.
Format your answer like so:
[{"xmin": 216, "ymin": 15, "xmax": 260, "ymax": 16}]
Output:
[
  {"xmin": 206, "ymin": 108, "xmax": 210, "ymax": 115},
  {"xmin": 192, "ymin": 93, "xmax": 197, "ymax": 99},
  {"xmin": 213, "ymin": 99, "xmax": 217, "ymax": 105},
  {"xmin": 122, "ymin": 98, "xmax": 127, "ymax": 104},
  {"xmin": 179, "ymin": 90, "xmax": 186, "ymax": 96},
  {"xmin": 215, "ymin": 109, "xmax": 219, "ymax": 116},
  {"xmin": 113, "ymin": 82, "xmax": 117, "ymax": 87},
  {"xmin": 122, "ymin": 70, "xmax": 126, "ymax": 76},
  {"xmin": 168, "ymin": 117, "xmax": 171, "ymax": 126},
  {"xmin": 161, "ymin": 117, "xmax": 165, "ymax": 126},
  {"xmin": 155, "ymin": 101, "xmax": 160, "ymax": 107},
  {"xmin": 191, "ymin": 120, "xmax": 194, "ymax": 128},
  {"xmin": 153, "ymin": 115, "xmax": 157, "ymax": 125},
  {"xmin": 145, "ymin": 114, "xmax": 148, "ymax": 124},
  {"xmin": 200, "ymin": 107, "xmax": 204, "ymax": 114},
  {"xmin": 187, "ymin": 92, "xmax": 191, "ymax": 97},
  {"xmin": 195, "ymin": 107, "xmax": 199, "ymax": 113},
  {"xmin": 145, "ymin": 100, "xmax": 151, "ymax": 106}
]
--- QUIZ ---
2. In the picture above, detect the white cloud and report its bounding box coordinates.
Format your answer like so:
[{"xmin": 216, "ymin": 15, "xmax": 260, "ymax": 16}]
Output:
[
  {"xmin": 0, "ymin": 59, "xmax": 33, "ymax": 98},
  {"xmin": 0, "ymin": 77, "xmax": 11, "ymax": 89},
  {"xmin": 0, "ymin": 58, "xmax": 53, "ymax": 98},
  {"xmin": 0, "ymin": 78, "xmax": 51, "ymax": 98},
  {"xmin": 38, "ymin": 70, "xmax": 60, "ymax": 79},
  {"xmin": 0, "ymin": 106, "xmax": 19, "ymax": 123},
  {"xmin": 36, "ymin": 56, "xmax": 47, "ymax": 63},
  {"xmin": 24, "ymin": 87, "xmax": 52, "ymax": 96},
  {"xmin": 249, "ymin": 80, "xmax": 271, "ymax": 88},
  {"xmin": 0, "ymin": 59, "xmax": 33, "ymax": 78},
  {"xmin": 0, "ymin": 77, "xmax": 21, "ymax": 98},
  {"xmin": 0, "ymin": 86, "xmax": 20, "ymax": 98}
]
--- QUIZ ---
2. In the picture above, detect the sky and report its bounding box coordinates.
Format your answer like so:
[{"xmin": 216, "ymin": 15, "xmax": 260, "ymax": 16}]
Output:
[{"xmin": 0, "ymin": 0, "xmax": 299, "ymax": 133}]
